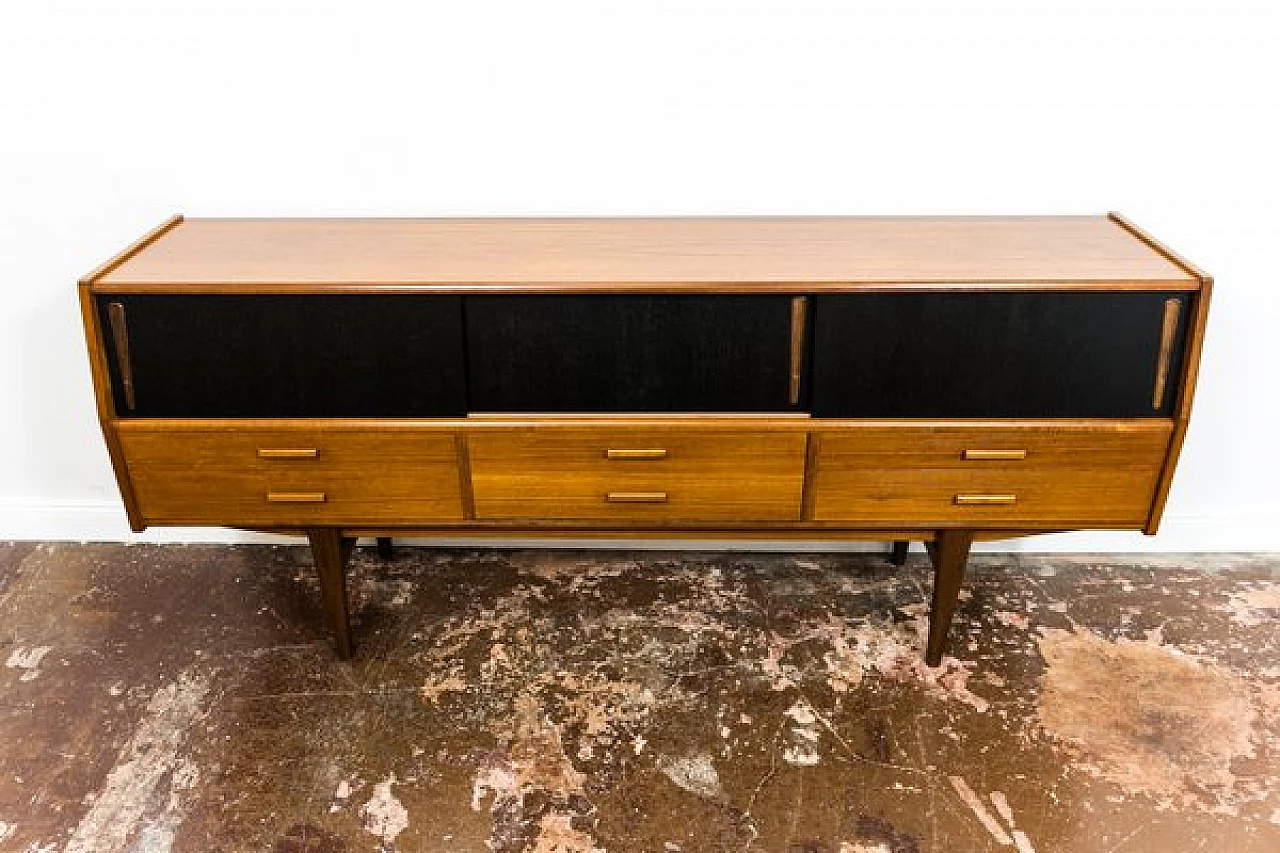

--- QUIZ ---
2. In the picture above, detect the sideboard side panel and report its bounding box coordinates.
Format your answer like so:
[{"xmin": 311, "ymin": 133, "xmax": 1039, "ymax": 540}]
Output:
[
  {"xmin": 78, "ymin": 283, "xmax": 143, "ymax": 530},
  {"xmin": 1146, "ymin": 280, "xmax": 1213, "ymax": 532}
]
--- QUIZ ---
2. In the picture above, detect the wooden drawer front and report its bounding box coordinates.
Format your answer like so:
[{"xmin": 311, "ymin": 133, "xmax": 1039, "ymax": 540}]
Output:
[
  {"xmin": 118, "ymin": 426, "xmax": 464, "ymax": 525},
  {"xmin": 468, "ymin": 429, "xmax": 807, "ymax": 521},
  {"xmin": 811, "ymin": 424, "xmax": 1172, "ymax": 526}
]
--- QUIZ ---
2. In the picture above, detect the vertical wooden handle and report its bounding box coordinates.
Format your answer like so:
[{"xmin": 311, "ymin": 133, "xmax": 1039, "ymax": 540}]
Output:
[
  {"xmin": 106, "ymin": 302, "xmax": 135, "ymax": 411},
  {"xmin": 789, "ymin": 296, "xmax": 807, "ymax": 406},
  {"xmin": 1152, "ymin": 297, "xmax": 1182, "ymax": 410}
]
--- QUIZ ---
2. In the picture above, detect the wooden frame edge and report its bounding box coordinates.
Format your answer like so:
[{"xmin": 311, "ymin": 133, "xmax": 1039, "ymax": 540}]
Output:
[
  {"xmin": 1106, "ymin": 212, "xmax": 1209, "ymax": 283},
  {"xmin": 78, "ymin": 283, "xmax": 144, "ymax": 531},
  {"xmin": 455, "ymin": 433, "xmax": 477, "ymax": 520},
  {"xmin": 111, "ymin": 416, "xmax": 1180, "ymax": 433},
  {"xmin": 80, "ymin": 214, "xmax": 185, "ymax": 287},
  {"xmin": 325, "ymin": 527, "xmax": 945, "ymax": 542},
  {"xmin": 1173, "ymin": 279, "xmax": 1213, "ymax": 425},
  {"xmin": 87, "ymin": 278, "xmax": 1201, "ymax": 296},
  {"xmin": 232, "ymin": 526, "xmax": 1086, "ymax": 545},
  {"xmin": 166, "ymin": 518, "xmax": 1136, "ymax": 534},
  {"xmin": 1104, "ymin": 213, "xmax": 1213, "ymax": 535},
  {"xmin": 1145, "ymin": 277, "xmax": 1213, "ymax": 533},
  {"xmin": 74, "ymin": 212, "xmax": 185, "ymax": 532},
  {"xmin": 800, "ymin": 432, "xmax": 820, "ymax": 520}
]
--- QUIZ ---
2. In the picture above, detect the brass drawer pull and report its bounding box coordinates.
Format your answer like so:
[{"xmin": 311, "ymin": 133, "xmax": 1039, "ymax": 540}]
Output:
[
  {"xmin": 605, "ymin": 491, "xmax": 669, "ymax": 503},
  {"xmin": 106, "ymin": 302, "xmax": 136, "ymax": 411},
  {"xmin": 267, "ymin": 492, "xmax": 327, "ymax": 503},
  {"xmin": 258, "ymin": 448, "xmax": 320, "ymax": 459},
  {"xmin": 606, "ymin": 448, "xmax": 668, "ymax": 460},
  {"xmin": 963, "ymin": 449, "xmax": 1027, "ymax": 461},
  {"xmin": 954, "ymin": 494, "xmax": 1017, "ymax": 506}
]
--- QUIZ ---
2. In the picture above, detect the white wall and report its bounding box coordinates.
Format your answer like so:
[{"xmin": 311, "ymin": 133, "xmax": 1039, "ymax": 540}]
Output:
[{"xmin": 1, "ymin": 1, "xmax": 1276, "ymax": 551}]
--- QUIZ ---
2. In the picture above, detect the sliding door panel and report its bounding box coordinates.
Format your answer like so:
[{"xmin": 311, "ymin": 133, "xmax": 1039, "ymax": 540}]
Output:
[
  {"xmin": 812, "ymin": 292, "xmax": 1191, "ymax": 417},
  {"xmin": 98, "ymin": 294, "xmax": 465, "ymax": 417},
  {"xmin": 465, "ymin": 295, "xmax": 800, "ymax": 412}
]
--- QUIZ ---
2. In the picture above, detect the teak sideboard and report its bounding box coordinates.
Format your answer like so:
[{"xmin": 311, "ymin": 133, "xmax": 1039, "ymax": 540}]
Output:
[{"xmin": 79, "ymin": 215, "xmax": 1210, "ymax": 664}]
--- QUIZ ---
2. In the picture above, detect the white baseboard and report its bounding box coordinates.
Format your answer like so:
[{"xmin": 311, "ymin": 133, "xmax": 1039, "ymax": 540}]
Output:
[{"xmin": 0, "ymin": 497, "xmax": 1276, "ymax": 553}]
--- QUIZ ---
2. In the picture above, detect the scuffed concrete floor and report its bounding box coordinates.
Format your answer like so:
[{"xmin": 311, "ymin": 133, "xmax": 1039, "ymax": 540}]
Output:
[{"xmin": 0, "ymin": 542, "xmax": 1277, "ymax": 852}]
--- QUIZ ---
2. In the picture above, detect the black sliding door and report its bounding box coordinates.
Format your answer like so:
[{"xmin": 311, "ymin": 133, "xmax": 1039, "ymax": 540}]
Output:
[
  {"xmin": 98, "ymin": 294, "xmax": 465, "ymax": 417},
  {"xmin": 811, "ymin": 291, "xmax": 1191, "ymax": 418},
  {"xmin": 465, "ymin": 295, "xmax": 800, "ymax": 412}
]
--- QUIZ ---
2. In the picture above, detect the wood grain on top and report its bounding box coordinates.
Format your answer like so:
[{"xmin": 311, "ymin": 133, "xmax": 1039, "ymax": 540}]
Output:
[{"xmin": 92, "ymin": 216, "xmax": 1197, "ymax": 290}]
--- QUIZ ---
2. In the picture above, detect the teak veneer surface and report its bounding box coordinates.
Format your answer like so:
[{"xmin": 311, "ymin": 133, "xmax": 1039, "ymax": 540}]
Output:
[
  {"xmin": 810, "ymin": 422, "xmax": 1173, "ymax": 466},
  {"xmin": 118, "ymin": 423, "xmax": 464, "ymax": 526},
  {"xmin": 810, "ymin": 467, "xmax": 1165, "ymax": 527},
  {"xmin": 811, "ymin": 423, "xmax": 1171, "ymax": 526},
  {"xmin": 92, "ymin": 216, "xmax": 1195, "ymax": 290},
  {"xmin": 468, "ymin": 428, "xmax": 808, "ymax": 521}
]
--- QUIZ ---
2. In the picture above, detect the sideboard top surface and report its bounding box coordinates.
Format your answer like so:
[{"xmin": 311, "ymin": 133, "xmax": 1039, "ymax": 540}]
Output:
[{"xmin": 89, "ymin": 215, "xmax": 1201, "ymax": 292}]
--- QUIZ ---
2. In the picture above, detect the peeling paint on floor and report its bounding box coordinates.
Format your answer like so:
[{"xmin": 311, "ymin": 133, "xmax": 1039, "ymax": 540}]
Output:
[
  {"xmin": 360, "ymin": 775, "xmax": 409, "ymax": 845},
  {"xmin": 1221, "ymin": 582, "xmax": 1280, "ymax": 628},
  {"xmin": 1037, "ymin": 625, "xmax": 1273, "ymax": 817},
  {"xmin": 948, "ymin": 775, "xmax": 1013, "ymax": 845},
  {"xmin": 0, "ymin": 542, "xmax": 1276, "ymax": 851},
  {"xmin": 64, "ymin": 670, "xmax": 209, "ymax": 853},
  {"xmin": 5, "ymin": 645, "xmax": 52, "ymax": 681},
  {"xmin": 782, "ymin": 702, "xmax": 822, "ymax": 767},
  {"xmin": 658, "ymin": 754, "xmax": 722, "ymax": 799}
]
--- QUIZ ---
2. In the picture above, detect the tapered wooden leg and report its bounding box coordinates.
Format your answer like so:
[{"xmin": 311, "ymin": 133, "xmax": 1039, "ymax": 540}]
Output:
[
  {"xmin": 376, "ymin": 536, "xmax": 394, "ymax": 560},
  {"xmin": 306, "ymin": 528, "xmax": 356, "ymax": 660},
  {"xmin": 888, "ymin": 540, "xmax": 909, "ymax": 566},
  {"xmin": 924, "ymin": 529, "xmax": 975, "ymax": 667}
]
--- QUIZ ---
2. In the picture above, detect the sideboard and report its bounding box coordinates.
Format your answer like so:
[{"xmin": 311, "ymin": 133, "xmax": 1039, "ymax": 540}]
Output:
[{"xmin": 79, "ymin": 215, "xmax": 1210, "ymax": 663}]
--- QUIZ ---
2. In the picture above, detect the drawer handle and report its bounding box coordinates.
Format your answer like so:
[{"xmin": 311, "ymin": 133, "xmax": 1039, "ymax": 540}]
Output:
[
  {"xmin": 963, "ymin": 449, "xmax": 1027, "ymax": 461},
  {"xmin": 605, "ymin": 491, "xmax": 669, "ymax": 503},
  {"xmin": 106, "ymin": 302, "xmax": 136, "ymax": 411},
  {"xmin": 267, "ymin": 492, "xmax": 327, "ymax": 503},
  {"xmin": 954, "ymin": 494, "xmax": 1017, "ymax": 506},
  {"xmin": 258, "ymin": 448, "xmax": 320, "ymax": 459},
  {"xmin": 606, "ymin": 449, "xmax": 668, "ymax": 460}
]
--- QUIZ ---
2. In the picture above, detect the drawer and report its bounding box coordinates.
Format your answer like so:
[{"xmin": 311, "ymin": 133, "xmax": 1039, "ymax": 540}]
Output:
[
  {"xmin": 117, "ymin": 424, "xmax": 465, "ymax": 525},
  {"xmin": 811, "ymin": 423, "xmax": 1172, "ymax": 526},
  {"xmin": 467, "ymin": 428, "xmax": 808, "ymax": 521}
]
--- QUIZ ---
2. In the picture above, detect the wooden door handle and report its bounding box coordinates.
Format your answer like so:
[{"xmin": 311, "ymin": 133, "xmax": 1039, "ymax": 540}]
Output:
[
  {"xmin": 606, "ymin": 449, "xmax": 667, "ymax": 460},
  {"xmin": 605, "ymin": 491, "xmax": 668, "ymax": 503},
  {"xmin": 962, "ymin": 449, "xmax": 1027, "ymax": 461},
  {"xmin": 267, "ymin": 492, "xmax": 327, "ymax": 503},
  {"xmin": 788, "ymin": 296, "xmax": 807, "ymax": 406},
  {"xmin": 106, "ymin": 302, "xmax": 136, "ymax": 411},
  {"xmin": 258, "ymin": 448, "xmax": 320, "ymax": 459},
  {"xmin": 954, "ymin": 494, "xmax": 1017, "ymax": 506},
  {"xmin": 1152, "ymin": 297, "xmax": 1182, "ymax": 410}
]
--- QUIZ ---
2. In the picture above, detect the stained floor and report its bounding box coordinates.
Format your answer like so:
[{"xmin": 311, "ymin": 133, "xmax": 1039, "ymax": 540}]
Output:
[{"xmin": 0, "ymin": 542, "xmax": 1277, "ymax": 852}]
